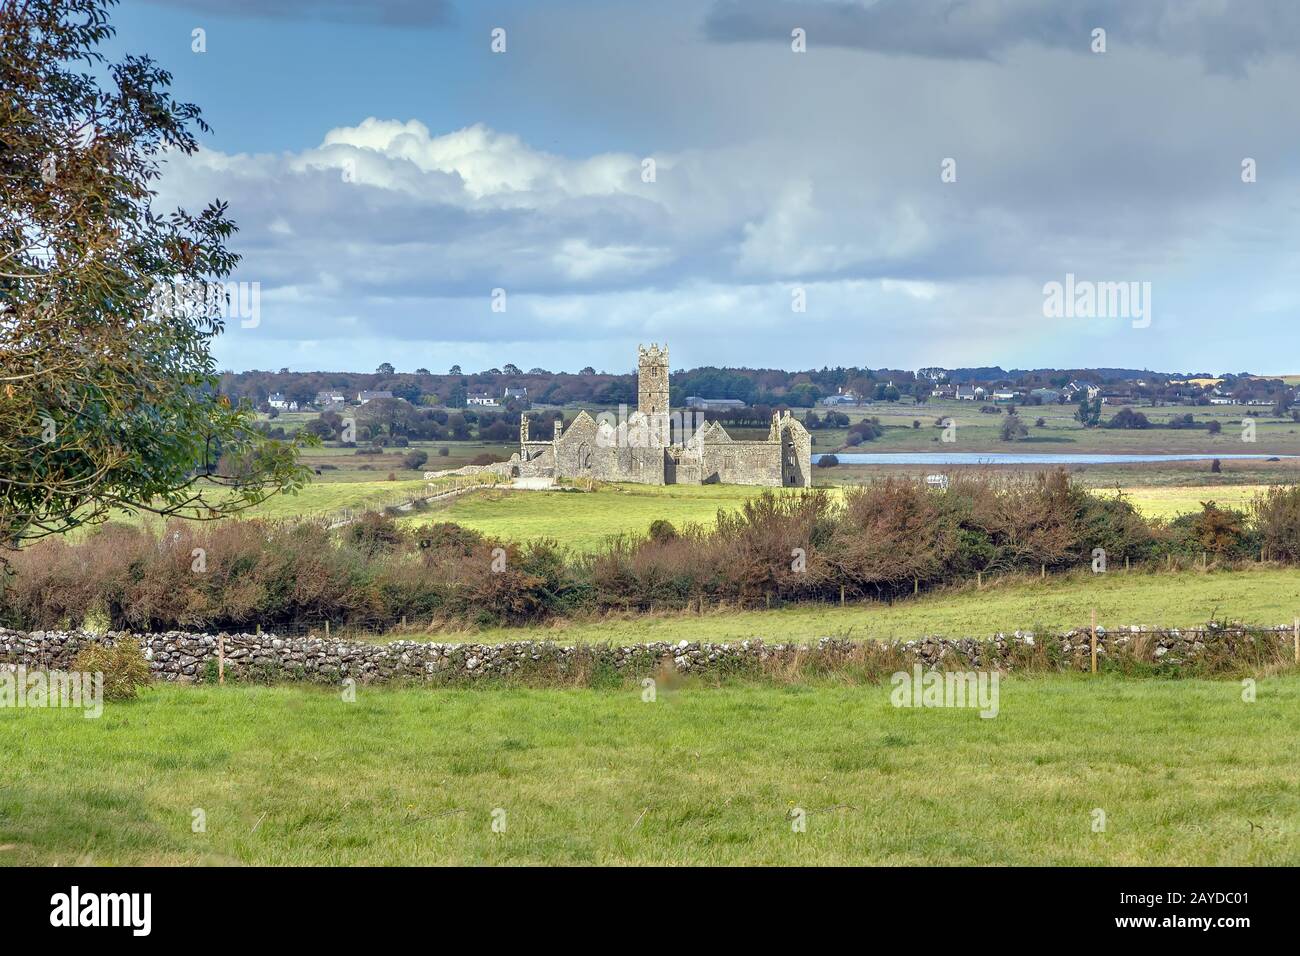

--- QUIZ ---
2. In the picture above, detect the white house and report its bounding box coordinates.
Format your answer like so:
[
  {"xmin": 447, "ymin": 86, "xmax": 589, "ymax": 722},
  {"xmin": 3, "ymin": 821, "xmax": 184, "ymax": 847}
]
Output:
[
  {"xmin": 268, "ymin": 393, "xmax": 298, "ymax": 411},
  {"xmin": 821, "ymin": 388, "xmax": 861, "ymax": 407},
  {"xmin": 467, "ymin": 392, "xmax": 499, "ymax": 407}
]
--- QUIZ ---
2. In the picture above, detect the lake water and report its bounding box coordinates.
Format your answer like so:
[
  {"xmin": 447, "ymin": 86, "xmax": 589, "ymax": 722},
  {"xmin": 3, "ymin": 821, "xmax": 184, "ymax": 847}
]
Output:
[{"xmin": 814, "ymin": 452, "xmax": 1295, "ymax": 466}]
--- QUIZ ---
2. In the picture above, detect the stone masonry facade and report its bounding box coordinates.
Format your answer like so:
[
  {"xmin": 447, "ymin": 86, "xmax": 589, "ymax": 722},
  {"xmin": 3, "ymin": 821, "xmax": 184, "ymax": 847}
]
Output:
[{"xmin": 510, "ymin": 344, "xmax": 811, "ymax": 487}]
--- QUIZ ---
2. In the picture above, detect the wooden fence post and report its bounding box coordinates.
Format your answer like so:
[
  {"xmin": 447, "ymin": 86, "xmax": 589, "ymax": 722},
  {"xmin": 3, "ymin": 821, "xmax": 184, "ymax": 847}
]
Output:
[
  {"xmin": 1294, "ymin": 617, "xmax": 1299, "ymax": 666},
  {"xmin": 839, "ymin": 585, "xmax": 845, "ymax": 607},
  {"xmin": 218, "ymin": 633, "xmax": 225, "ymax": 686},
  {"xmin": 325, "ymin": 620, "xmax": 331, "ymax": 639},
  {"xmin": 977, "ymin": 571, "xmax": 983, "ymax": 590},
  {"xmin": 1090, "ymin": 609, "xmax": 1098, "ymax": 675}
]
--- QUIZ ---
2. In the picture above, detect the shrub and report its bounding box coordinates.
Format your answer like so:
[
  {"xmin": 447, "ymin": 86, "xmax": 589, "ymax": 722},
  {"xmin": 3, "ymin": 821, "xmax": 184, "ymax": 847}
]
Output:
[
  {"xmin": 414, "ymin": 521, "xmax": 487, "ymax": 555},
  {"xmin": 817, "ymin": 454, "xmax": 839, "ymax": 468},
  {"xmin": 346, "ymin": 512, "xmax": 403, "ymax": 557},
  {"xmin": 999, "ymin": 415, "xmax": 1028, "ymax": 441},
  {"xmin": 72, "ymin": 638, "xmax": 151, "ymax": 701},
  {"xmin": 1105, "ymin": 407, "xmax": 1151, "ymax": 429},
  {"xmin": 4, "ymin": 471, "xmax": 1299, "ymax": 633},
  {"xmin": 403, "ymin": 450, "xmax": 429, "ymax": 470},
  {"xmin": 1253, "ymin": 485, "xmax": 1300, "ymax": 561},
  {"xmin": 848, "ymin": 418, "xmax": 883, "ymax": 442},
  {"xmin": 648, "ymin": 519, "xmax": 678, "ymax": 543},
  {"xmin": 1171, "ymin": 502, "xmax": 1254, "ymax": 557}
]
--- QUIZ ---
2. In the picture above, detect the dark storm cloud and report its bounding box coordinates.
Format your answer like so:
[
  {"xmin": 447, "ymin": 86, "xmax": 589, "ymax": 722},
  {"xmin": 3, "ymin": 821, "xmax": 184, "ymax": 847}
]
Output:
[{"xmin": 704, "ymin": 0, "xmax": 1300, "ymax": 73}]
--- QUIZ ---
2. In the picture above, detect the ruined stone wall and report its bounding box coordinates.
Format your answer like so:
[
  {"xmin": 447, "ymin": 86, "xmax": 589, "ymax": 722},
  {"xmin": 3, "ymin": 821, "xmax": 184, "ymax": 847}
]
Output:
[
  {"xmin": 550, "ymin": 413, "xmax": 666, "ymax": 484},
  {"xmin": 3, "ymin": 625, "xmax": 1292, "ymax": 685},
  {"xmin": 781, "ymin": 419, "xmax": 812, "ymax": 488},
  {"xmin": 551, "ymin": 412, "xmax": 597, "ymax": 478},
  {"xmin": 666, "ymin": 447, "xmax": 702, "ymax": 485},
  {"xmin": 517, "ymin": 442, "xmax": 555, "ymax": 478},
  {"xmin": 700, "ymin": 441, "xmax": 784, "ymax": 486}
]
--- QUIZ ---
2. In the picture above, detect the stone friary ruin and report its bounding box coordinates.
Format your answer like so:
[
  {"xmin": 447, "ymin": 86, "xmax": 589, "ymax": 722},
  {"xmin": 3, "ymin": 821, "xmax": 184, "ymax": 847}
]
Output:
[{"xmin": 507, "ymin": 344, "xmax": 811, "ymax": 487}]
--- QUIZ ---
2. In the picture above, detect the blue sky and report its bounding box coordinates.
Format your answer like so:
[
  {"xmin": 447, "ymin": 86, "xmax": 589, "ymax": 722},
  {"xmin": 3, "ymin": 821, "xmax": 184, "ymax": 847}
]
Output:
[{"xmin": 111, "ymin": 0, "xmax": 1300, "ymax": 375}]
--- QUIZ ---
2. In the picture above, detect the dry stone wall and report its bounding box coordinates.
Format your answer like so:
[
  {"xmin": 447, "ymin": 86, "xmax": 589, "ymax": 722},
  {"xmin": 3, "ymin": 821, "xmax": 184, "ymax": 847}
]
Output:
[{"xmin": 1, "ymin": 624, "xmax": 1292, "ymax": 685}]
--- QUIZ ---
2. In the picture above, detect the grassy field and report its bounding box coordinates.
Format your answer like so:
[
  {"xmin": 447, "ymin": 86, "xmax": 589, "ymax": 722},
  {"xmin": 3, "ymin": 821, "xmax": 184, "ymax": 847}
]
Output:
[
  {"xmin": 86, "ymin": 476, "xmax": 488, "ymax": 537},
  {"xmin": 4, "ymin": 676, "xmax": 1297, "ymax": 865},
  {"xmin": 393, "ymin": 479, "xmax": 1272, "ymax": 552},
  {"xmin": 97, "ymin": 472, "xmax": 1279, "ymax": 542},
  {"xmin": 808, "ymin": 397, "xmax": 1300, "ymax": 455},
  {"xmin": 1095, "ymin": 484, "xmax": 1267, "ymax": 520},
  {"xmin": 403, "ymin": 482, "xmax": 776, "ymax": 549},
  {"xmin": 422, "ymin": 567, "xmax": 1300, "ymax": 645}
]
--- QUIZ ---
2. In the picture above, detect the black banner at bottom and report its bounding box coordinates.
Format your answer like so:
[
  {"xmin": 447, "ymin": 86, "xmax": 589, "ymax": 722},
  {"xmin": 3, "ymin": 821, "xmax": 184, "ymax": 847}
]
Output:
[{"xmin": 0, "ymin": 866, "xmax": 1280, "ymax": 942}]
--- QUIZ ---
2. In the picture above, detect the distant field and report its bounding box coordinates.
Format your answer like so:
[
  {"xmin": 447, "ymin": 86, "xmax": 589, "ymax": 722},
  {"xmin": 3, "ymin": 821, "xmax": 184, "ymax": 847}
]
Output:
[
  {"xmin": 398, "ymin": 480, "xmax": 1268, "ymax": 552},
  {"xmin": 5, "ymin": 676, "xmax": 1298, "ymax": 864},
  {"xmin": 257, "ymin": 399, "xmax": 1300, "ymax": 469},
  {"xmin": 297, "ymin": 440, "xmax": 515, "ymax": 478},
  {"xmin": 403, "ymin": 482, "xmax": 778, "ymax": 549},
  {"xmin": 78, "ymin": 467, "xmax": 1285, "ymax": 548},
  {"xmin": 811, "ymin": 397, "xmax": 1300, "ymax": 455},
  {"xmin": 1096, "ymin": 484, "xmax": 1266, "ymax": 520},
  {"xmin": 419, "ymin": 567, "xmax": 1300, "ymax": 645},
  {"xmin": 81, "ymin": 475, "xmax": 494, "ymax": 538}
]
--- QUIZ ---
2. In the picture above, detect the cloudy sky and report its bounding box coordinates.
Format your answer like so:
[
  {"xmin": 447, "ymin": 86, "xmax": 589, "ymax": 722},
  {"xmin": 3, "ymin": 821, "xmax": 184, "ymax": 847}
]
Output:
[{"xmin": 109, "ymin": 0, "xmax": 1300, "ymax": 375}]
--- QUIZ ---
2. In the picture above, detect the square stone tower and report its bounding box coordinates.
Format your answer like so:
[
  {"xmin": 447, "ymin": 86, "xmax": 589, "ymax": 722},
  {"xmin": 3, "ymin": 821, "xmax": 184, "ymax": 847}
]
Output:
[{"xmin": 637, "ymin": 342, "xmax": 670, "ymax": 420}]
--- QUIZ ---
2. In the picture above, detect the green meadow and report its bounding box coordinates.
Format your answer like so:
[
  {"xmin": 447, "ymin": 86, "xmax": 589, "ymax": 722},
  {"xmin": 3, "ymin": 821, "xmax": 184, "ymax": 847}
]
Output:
[
  {"xmin": 4, "ymin": 676, "xmax": 1297, "ymax": 865},
  {"xmin": 397, "ymin": 480, "xmax": 1270, "ymax": 552},
  {"xmin": 420, "ymin": 567, "xmax": 1300, "ymax": 646}
]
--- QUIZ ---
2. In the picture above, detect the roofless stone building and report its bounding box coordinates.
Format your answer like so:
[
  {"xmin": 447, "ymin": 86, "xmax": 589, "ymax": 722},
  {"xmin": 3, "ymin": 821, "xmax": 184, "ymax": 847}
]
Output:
[{"xmin": 510, "ymin": 344, "xmax": 811, "ymax": 487}]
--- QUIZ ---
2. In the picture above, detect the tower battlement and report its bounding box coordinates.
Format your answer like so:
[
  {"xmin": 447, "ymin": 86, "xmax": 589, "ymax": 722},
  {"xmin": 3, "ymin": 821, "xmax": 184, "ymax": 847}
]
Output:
[{"xmin": 637, "ymin": 342, "xmax": 668, "ymax": 363}]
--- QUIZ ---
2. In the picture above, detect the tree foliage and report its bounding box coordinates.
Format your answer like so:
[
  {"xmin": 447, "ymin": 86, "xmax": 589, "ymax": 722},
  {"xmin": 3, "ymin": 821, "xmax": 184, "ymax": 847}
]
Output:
[{"xmin": 0, "ymin": 0, "xmax": 310, "ymax": 549}]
